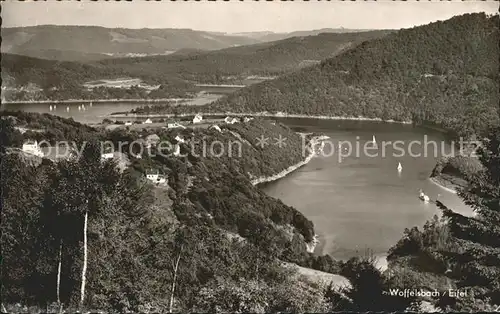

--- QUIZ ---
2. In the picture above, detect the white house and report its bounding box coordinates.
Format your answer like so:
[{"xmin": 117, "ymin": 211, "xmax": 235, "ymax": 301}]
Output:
[
  {"xmin": 101, "ymin": 152, "xmax": 114, "ymax": 160},
  {"xmin": 143, "ymin": 118, "xmax": 153, "ymax": 124},
  {"xmin": 224, "ymin": 116, "xmax": 239, "ymax": 124},
  {"xmin": 174, "ymin": 135, "xmax": 185, "ymax": 143},
  {"xmin": 145, "ymin": 169, "xmax": 159, "ymax": 182},
  {"xmin": 125, "ymin": 121, "xmax": 133, "ymax": 126},
  {"xmin": 22, "ymin": 140, "xmax": 44, "ymax": 157},
  {"xmin": 244, "ymin": 117, "xmax": 254, "ymax": 123},
  {"xmin": 193, "ymin": 114, "xmax": 203, "ymax": 124}
]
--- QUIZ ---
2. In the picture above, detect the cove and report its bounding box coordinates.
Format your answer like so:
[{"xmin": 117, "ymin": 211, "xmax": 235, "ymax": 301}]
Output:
[{"xmin": 260, "ymin": 118, "xmax": 473, "ymax": 262}]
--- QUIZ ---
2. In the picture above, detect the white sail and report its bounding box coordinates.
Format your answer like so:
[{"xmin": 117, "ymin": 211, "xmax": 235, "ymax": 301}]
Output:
[
  {"xmin": 89, "ymin": 102, "xmax": 93, "ymax": 107},
  {"xmin": 397, "ymin": 162, "xmax": 402, "ymax": 171},
  {"xmin": 49, "ymin": 105, "xmax": 53, "ymax": 111},
  {"xmin": 66, "ymin": 106, "xmax": 70, "ymax": 112},
  {"xmin": 372, "ymin": 135, "xmax": 376, "ymax": 143}
]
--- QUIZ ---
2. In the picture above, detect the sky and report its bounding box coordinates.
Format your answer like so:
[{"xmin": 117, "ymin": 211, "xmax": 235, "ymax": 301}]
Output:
[{"xmin": 2, "ymin": 1, "xmax": 498, "ymax": 33}]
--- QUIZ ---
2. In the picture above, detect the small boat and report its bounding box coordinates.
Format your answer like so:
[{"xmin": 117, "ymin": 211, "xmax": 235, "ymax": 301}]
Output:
[
  {"xmin": 372, "ymin": 135, "xmax": 376, "ymax": 143},
  {"xmin": 49, "ymin": 105, "xmax": 53, "ymax": 111},
  {"xmin": 89, "ymin": 102, "xmax": 93, "ymax": 107},
  {"xmin": 78, "ymin": 105, "xmax": 82, "ymax": 111},
  {"xmin": 397, "ymin": 162, "xmax": 402, "ymax": 172},
  {"xmin": 54, "ymin": 105, "xmax": 57, "ymax": 109},
  {"xmin": 419, "ymin": 189, "xmax": 430, "ymax": 202},
  {"xmin": 66, "ymin": 106, "xmax": 70, "ymax": 112},
  {"xmin": 82, "ymin": 104, "xmax": 85, "ymax": 110}
]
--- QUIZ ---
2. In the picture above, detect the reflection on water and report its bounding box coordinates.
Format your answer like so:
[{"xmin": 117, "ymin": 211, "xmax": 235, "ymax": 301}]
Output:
[{"xmin": 262, "ymin": 118, "xmax": 473, "ymax": 261}]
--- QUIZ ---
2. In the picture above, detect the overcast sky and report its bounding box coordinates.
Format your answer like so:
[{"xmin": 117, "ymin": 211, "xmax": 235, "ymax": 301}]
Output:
[{"xmin": 2, "ymin": 1, "xmax": 498, "ymax": 33}]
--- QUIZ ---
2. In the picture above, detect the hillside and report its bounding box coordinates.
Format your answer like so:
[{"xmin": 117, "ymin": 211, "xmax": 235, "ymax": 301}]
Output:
[
  {"xmin": 235, "ymin": 28, "xmax": 375, "ymax": 42},
  {"xmin": 203, "ymin": 13, "xmax": 500, "ymax": 138},
  {"xmin": 1, "ymin": 53, "xmax": 196, "ymax": 101},
  {"xmin": 4, "ymin": 111, "xmax": 366, "ymax": 312},
  {"xmin": 1, "ymin": 25, "xmax": 261, "ymax": 61},
  {"xmin": 2, "ymin": 30, "xmax": 392, "ymax": 102},
  {"xmin": 95, "ymin": 30, "xmax": 393, "ymax": 84}
]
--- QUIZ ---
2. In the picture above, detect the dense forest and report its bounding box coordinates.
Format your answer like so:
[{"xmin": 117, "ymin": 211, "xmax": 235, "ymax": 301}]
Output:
[
  {"xmin": 0, "ymin": 112, "xmax": 343, "ymax": 312},
  {"xmin": 94, "ymin": 30, "xmax": 392, "ymax": 84},
  {"xmin": 2, "ymin": 30, "xmax": 391, "ymax": 101},
  {"xmin": 3, "ymin": 111, "xmax": 499, "ymax": 312},
  {"xmin": 387, "ymin": 126, "xmax": 500, "ymax": 312},
  {"xmin": 194, "ymin": 13, "xmax": 498, "ymax": 139},
  {"xmin": 1, "ymin": 54, "xmax": 196, "ymax": 101}
]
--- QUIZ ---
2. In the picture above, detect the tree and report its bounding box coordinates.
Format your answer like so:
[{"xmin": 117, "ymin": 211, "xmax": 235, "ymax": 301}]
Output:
[
  {"xmin": 45, "ymin": 141, "xmax": 120, "ymax": 307},
  {"xmin": 434, "ymin": 127, "xmax": 500, "ymax": 310}
]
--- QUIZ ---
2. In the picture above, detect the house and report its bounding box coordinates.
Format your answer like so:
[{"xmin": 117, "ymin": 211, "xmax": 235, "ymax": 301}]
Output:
[
  {"xmin": 22, "ymin": 140, "xmax": 44, "ymax": 157},
  {"xmin": 101, "ymin": 152, "xmax": 114, "ymax": 160},
  {"xmin": 174, "ymin": 135, "xmax": 185, "ymax": 143},
  {"xmin": 224, "ymin": 116, "xmax": 238, "ymax": 124},
  {"xmin": 167, "ymin": 122, "xmax": 186, "ymax": 129},
  {"xmin": 145, "ymin": 168, "xmax": 159, "ymax": 182},
  {"xmin": 145, "ymin": 134, "xmax": 160, "ymax": 147},
  {"xmin": 192, "ymin": 114, "xmax": 203, "ymax": 124},
  {"xmin": 143, "ymin": 118, "xmax": 153, "ymax": 124},
  {"xmin": 125, "ymin": 121, "xmax": 133, "ymax": 126},
  {"xmin": 210, "ymin": 125, "xmax": 222, "ymax": 132},
  {"xmin": 243, "ymin": 117, "xmax": 254, "ymax": 123}
]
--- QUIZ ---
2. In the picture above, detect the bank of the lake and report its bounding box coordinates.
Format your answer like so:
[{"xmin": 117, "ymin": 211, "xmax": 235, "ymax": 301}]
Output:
[
  {"xmin": 109, "ymin": 111, "xmax": 413, "ymax": 124},
  {"xmin": 259, "ymin": 119, "xmax": 474, "ymax": 262}
]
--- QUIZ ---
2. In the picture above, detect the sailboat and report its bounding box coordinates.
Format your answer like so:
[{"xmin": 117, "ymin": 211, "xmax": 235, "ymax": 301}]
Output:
[
  {"xmin": 54, "ymin": 104, "xmax": 57, "ymax": 110},
  {"xmin": 397, "ymin": 162, "xmax": 402, "ymax": 172},
  {"xmin": 49, "ymin": 105, "xmax": 53, "ymax": 111},
  {"xmin": 372, "ymin": 135, "xmax": 376, "ymax": 143},
  {"xmin": 82, "ymin": 104, "xmax": 85, "ymax": 110},
  {"xmin": 66, "ymin": 106, "xmax": 70, "ymax": 112},
  {"xmin": 78, "ymin": 105, "xmax": 82, "ymax": 111},
  {"xmin": 89, "ymin": 102, "xmax": 93, "ymax": 107}
]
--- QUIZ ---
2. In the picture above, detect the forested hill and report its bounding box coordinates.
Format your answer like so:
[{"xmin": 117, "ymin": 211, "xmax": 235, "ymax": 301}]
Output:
[
  {"xmin": 2, "ymin": 30, "xmax": 392, "ymax": 101},
  {"xmin": 1, "ymin": 53, "xmax": 196, "ymax": 101},
  {"xmin": 210, "ymin": 13, "xmax": 500, "ymax": 138},
  {"xmin": 1, "ymin": 25, "xmax": 261, "ymax": 61},
  {"xmin": 94, "ymin": 30, "xmax": 393, "ymax": 83}
]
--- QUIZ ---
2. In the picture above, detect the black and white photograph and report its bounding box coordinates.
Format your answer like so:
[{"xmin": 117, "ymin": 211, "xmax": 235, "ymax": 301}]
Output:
[{"xmin": 1, "ymin": 0, "xmax": 499, "ymax": 312}]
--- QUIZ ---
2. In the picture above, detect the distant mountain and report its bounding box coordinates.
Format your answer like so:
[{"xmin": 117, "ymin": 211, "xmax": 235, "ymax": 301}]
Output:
[
  {"xmin": 1, "ymin": 29, "xmax": 393, "ymax": 102},
  {"xmin": 1, "ymin": 25, "xmax": 262, "ymax": 61},
  {"xmin": 94, "ymin": 30, "xmax": 393, "ymax": 83},
  {"xmin": 208, "ymin": 13, "xmax": 499, "ymax": 138},
  {"xmin": 231, "ymin": 28, "xmax": 372, "ymax": 42}
]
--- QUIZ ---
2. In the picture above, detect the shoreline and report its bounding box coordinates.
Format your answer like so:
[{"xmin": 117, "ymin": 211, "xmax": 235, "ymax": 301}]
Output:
[
  {"xmin": 429, "ymin": 177, "xmax": 458, "ymax": 194},
  {"xmin": 109, "ymin": 111, "xmax": 413, "ymax": 124},
  {"xmin": 2, "ymin": 98, "xmax": 186, "ymax": 105},
  {"xmin": 250, "ymin": 136, "xmax": 320, "ymax": 186},
  {"xmin": 251, "ymin": 136, "xmax": 322, "ymax": 252}
]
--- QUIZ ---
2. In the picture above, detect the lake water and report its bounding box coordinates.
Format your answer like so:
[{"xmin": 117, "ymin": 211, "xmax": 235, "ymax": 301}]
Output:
[
  {"xmin": 2, "ymin": 86, "xmax": 241, "ymax": 124},
  {"xmin": 262, "ymin": 118, "xmax": 473, "ymax": 261}
]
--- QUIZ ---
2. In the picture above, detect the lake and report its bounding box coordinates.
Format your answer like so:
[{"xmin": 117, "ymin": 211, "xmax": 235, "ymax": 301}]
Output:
[
  {"xmin": 261, "ymin": 118, "xmax": 473, "ymax": 262},
  {"xmin": 1, "ymin": 85, "xmax": 243, "ymax": 124}
]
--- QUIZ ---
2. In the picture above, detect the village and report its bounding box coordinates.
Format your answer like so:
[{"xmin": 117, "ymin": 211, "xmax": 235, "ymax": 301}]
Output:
[{"xmin": 17, "ymin": 113, "xmax": 256, "ymax": 187}]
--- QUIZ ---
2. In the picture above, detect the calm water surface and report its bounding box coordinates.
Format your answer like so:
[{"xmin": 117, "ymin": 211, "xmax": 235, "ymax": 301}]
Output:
[
  {"xmin": 262, "ymin": 118, "xmax": 473, "ymax": 261},
  {"xmin": 2, "ymin": 88, "xmax": 236, "ymax": 124}
]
